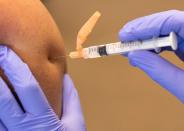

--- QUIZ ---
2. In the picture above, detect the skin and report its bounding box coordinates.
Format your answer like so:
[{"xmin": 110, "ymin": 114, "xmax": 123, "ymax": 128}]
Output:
[{"xmin": 0, "ymin": 0, "xmax": 66, "ymax": 117}]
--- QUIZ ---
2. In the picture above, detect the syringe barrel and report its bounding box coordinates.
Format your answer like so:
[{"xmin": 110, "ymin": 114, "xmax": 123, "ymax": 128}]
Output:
[
  {"xmin": 82, "ymin": 32, "xmax": 177, "ymax": 59},
  {"xmin": 83, "ymin": 45, "xmax": 102, "ymax": 59}
]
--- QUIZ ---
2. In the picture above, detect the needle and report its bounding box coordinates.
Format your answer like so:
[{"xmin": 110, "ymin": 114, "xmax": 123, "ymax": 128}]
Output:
[{"xmin": 52, "ymin": 55, "xmax": 70, "ymax": 59}]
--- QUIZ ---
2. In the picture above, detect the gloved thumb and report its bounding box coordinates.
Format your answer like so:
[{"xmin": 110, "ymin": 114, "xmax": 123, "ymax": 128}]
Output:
[
  {"xmin": 61, "ymin": 74, "xmax": 86, "ymax": 130},
  {"xmin": 128, "ymin": 50, "xmax": 184, "ymax": 103},
  {"xmin": 62, "ymin": 74, "xmax": 83, "ymax": 116}
]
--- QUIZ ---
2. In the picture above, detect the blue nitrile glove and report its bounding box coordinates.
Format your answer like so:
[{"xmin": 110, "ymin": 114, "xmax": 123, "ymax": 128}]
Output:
[
  {"xmin": 0, "ymin": 46, "xmax": 86, "ymax": 131},
  {"xmin": 119, "ymin": 10, "xmax": 184, "ymax": 103}
]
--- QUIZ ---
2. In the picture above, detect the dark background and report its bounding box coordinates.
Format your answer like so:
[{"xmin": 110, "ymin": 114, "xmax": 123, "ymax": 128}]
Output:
[{"xmin": 44, "ymin": 0, "xmax": 184, "ymax": 130}]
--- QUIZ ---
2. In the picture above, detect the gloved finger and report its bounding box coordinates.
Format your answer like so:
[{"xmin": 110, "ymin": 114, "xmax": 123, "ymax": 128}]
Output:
[
  {"xmin": 0, "ymin": 121, "xmax": 7, "ymax": 131},
  {"xmin": 61, "ymin": 74, "xmax": 86, "ymax": 131},
  {"xmin": 174, "ymin": 37, "xmax": 184, "ymax": 61},
  {"xmin": 0, "ymin": 46, "xmax": 51, "ymax": 114},
  {"xmin": 119, "ymin": 10, "xmax": 184, "ymax": 42},
  {"xmin": 0, "ymin": 77, "xmax": 23, "ymax": 125},
  {"xmin": 128, "ymin": 50, "xmax": 184, "ymax": 103}
]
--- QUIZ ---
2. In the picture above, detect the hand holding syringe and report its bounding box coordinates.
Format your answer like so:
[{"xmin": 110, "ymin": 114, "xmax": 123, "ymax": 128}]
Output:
[
  {"xmin": 55, "ymin": 10, "xmax": 184, "ymax": 105},
  {"xmin": 57, "ymin": 11, "xmax": 178, "ymax": 59}
]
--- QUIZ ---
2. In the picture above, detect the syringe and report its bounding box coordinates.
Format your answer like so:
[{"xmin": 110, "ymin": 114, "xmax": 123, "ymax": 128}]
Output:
[{"xmin": 69, "ymin": 32, "xmax": 178, "ymax": 59}]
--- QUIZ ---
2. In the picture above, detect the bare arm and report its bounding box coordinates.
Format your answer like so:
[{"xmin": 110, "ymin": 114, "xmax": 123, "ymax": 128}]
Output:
[{"xmin": 0, "ymin": 0, "xmax": 66, "ymax": 116}]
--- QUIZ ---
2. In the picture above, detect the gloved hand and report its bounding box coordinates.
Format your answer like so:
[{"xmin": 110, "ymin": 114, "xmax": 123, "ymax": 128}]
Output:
[
  {"xmin": 119, "ymin": 10, "xmax": 184, "ymax": 103},
  {"xmin": 0, "ymin": 46, "xmax": 86, "ymax": 131}
]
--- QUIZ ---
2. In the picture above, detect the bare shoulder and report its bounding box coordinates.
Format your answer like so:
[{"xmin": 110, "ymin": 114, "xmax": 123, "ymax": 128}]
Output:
[
  {"xmin": 0, "ymin": 0, "xmax": 66, "ymax": 116},
  {"xmin": 0, "ymin": 0, "xmax": 65, "ymax": 60}
]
